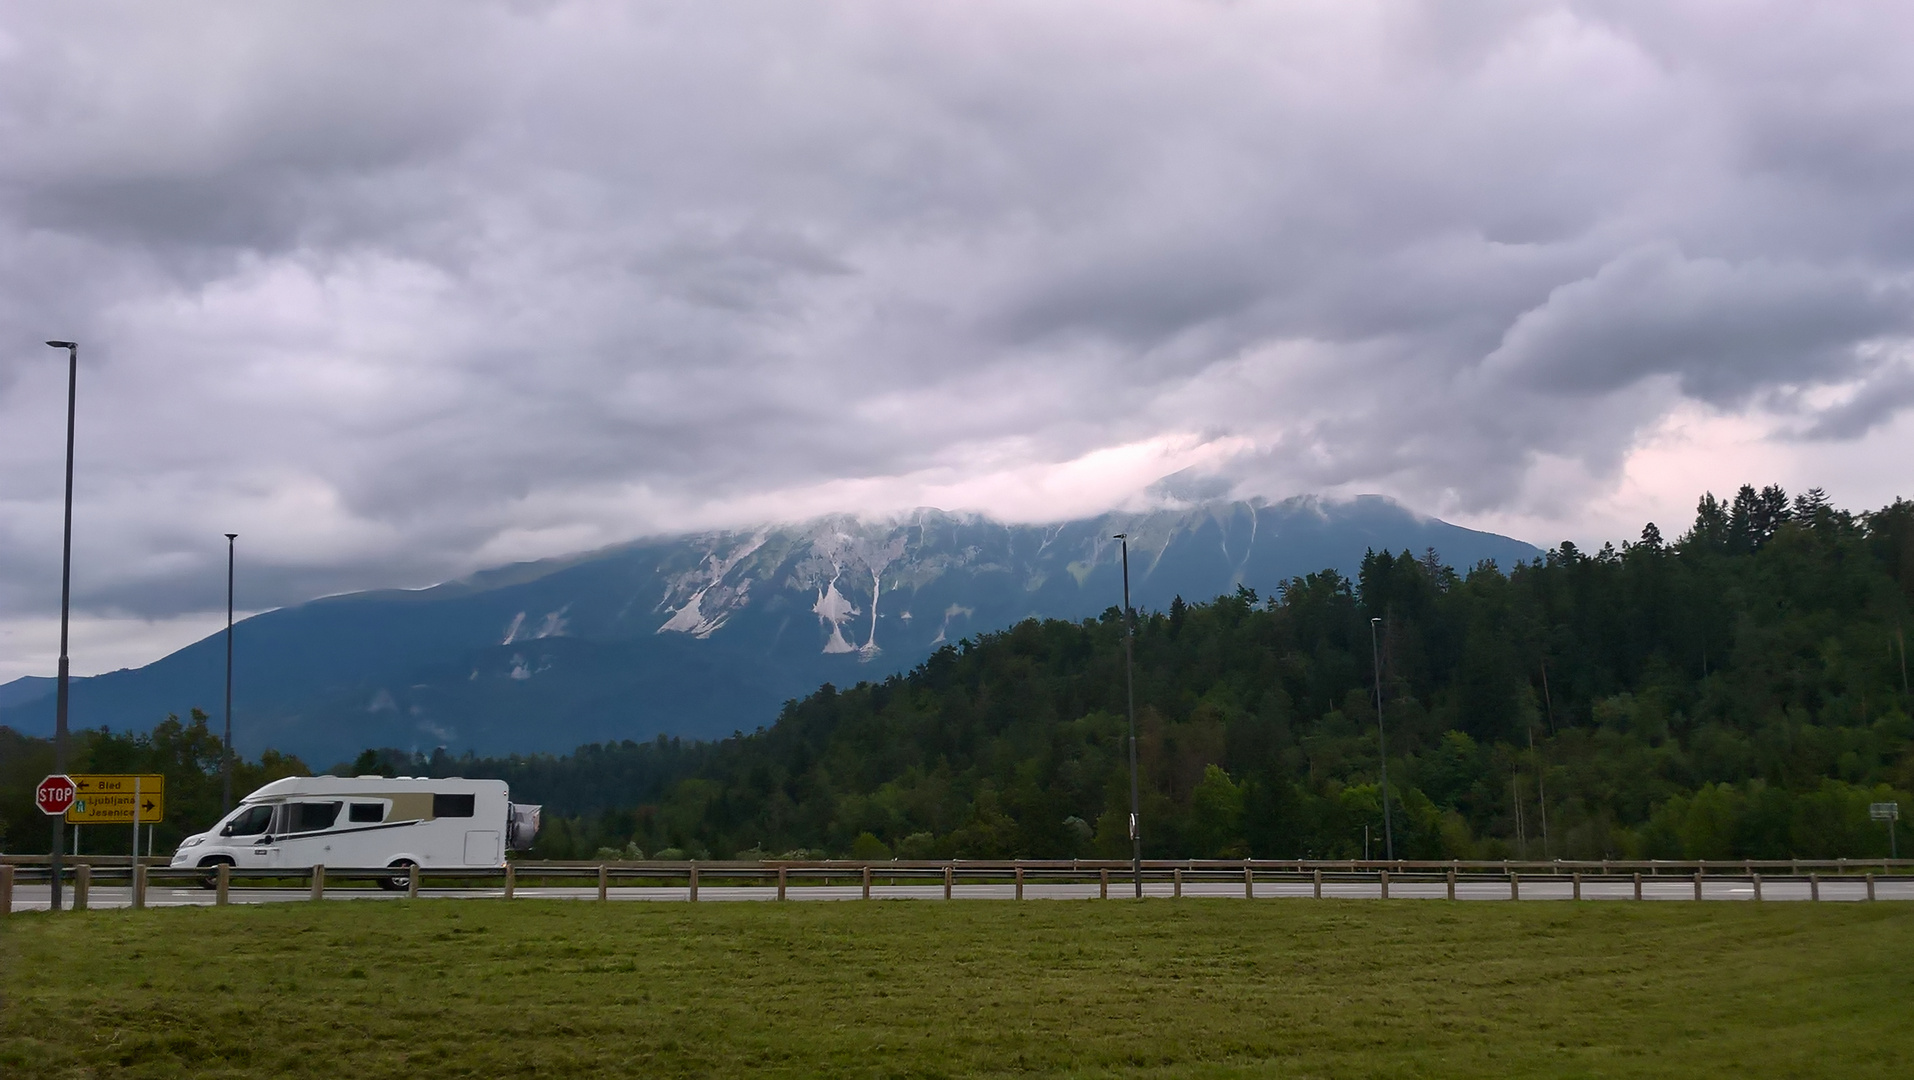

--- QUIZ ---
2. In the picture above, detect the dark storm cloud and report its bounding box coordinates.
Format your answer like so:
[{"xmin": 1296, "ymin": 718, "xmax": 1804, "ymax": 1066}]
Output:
[
  {"xmin": 1483, "ymin": 245, "xmax": 1908, "ymax": 402},
  {"xmin": 1, "ymin": 0, "xmax": 1912, "ymax": 646}
]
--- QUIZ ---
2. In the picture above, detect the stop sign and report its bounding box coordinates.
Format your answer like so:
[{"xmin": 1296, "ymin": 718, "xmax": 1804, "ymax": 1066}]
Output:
[{"xmin": 36, "ymin": 774, "xmax": 76, "ymax": 816}]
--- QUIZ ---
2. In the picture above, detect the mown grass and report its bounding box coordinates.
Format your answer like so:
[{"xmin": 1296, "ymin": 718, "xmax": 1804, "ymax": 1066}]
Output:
[{"xmin": 3, "ymin": 898, "xmax": 1911, "ymax": 1078}]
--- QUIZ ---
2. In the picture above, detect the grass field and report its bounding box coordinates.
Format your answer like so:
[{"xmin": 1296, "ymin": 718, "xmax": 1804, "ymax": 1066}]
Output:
[{"xmin": 3, "ymin": 899, "xmax": 1911, "ymax": 1078}]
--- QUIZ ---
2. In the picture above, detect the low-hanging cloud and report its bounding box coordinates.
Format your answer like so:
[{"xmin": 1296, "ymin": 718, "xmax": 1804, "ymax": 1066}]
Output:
[{"xmin": 2, "ymin": 1, "xmax": 1913, "ymax": 674}]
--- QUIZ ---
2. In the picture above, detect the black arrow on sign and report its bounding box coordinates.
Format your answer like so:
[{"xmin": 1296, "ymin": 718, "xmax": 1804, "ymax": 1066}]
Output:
[{"xmin": 142, "ymin": 799, "xmax": 157, "ymax": 812}]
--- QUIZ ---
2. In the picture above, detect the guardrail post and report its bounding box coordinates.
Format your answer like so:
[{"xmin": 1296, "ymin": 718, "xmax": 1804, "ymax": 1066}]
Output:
[
  {"xmin": 1693, "ymin": 870, "xmax": 1703, "ymax": 902},
  {"xmin": 1633, "ymin": 872, "xmax": 1642, "ymax": 901},
  {"xmin": 1572, "ymin": 872, "xmax": 1581, "ymax": 901},
  {"xmin": 74, "ymin": 863, "xmax": 90, "ymax": 911},
  {"xmin": 1509, "ymin": 872, "xmax": 1519, "ymax": 901},
  {"xmin": 132, "ymin": 864, "xmax": 148, "ymax": 910},
  {"xmin": 1752, "ymin": 873, "xmax": 1762, "ymax": 901},
  {"xmin": 1012, "ymin": 866, "xmax": 1022, "ymax": 901},
  {"xmin": 777, "ymin": 866, "xmax": 788, "ymax": 901},
  {"xmin": 943, "ymin": 864, "xmax": 953, "ymax": 900},
  {"xmin": 1810, "ymin": 872, "xmax": 1820, "ymax": 902},
  {"xmin": 407, "ymin": 862, "xmax": 420, "ymax": 899},
  {"xmin": 689, "ymin": 865, "xmax": 699, "ymax": 902},
  {"xmin": 1867, "ymin": 873, "xmax": 1875, "ymax": 901},
  {"xmin": 1379, "ymin": 868, "xmax": 1389, "ymax": 900},
  {"xmin": 1173, "ymin": 868, "xmax": 1182, "ymax": 899},
  {"xmin": 216, "ymin": 863, "xmax": 230, "ymax": 906},
  {"xmin": 504, "ymin": 863, "xmax": 515, "ymax": 900},
  {"xmin": 310, "ymin": 865, "xmax": 325, "ymax": 902},
  {"xmin": 1244, "ymin": 863, "xmax": 1254, "ymax": 899},
  {"xmin": 862, "ymin": 866, "xmax": 873, "ymax": 900},
  {"xmin": 0, "ymin": 864, "xmax": 11, "ymax": 916},
  {"xmin": 1313, "ymin": 869, "xmax": 1322, "ymax": 899},
  {"xmin": 1446, "ymin": 868, "xmax": 1456, "ymax": 901},
  {"xmin": 1099, "ymin": 867, "xmax": 1108, "ymax": 899}
]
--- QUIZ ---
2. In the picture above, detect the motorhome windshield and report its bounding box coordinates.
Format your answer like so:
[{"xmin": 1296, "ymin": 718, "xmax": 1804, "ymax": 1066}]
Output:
[{"xmin": 223, "ymin": 804, "xmax": 274, "ymax": 836}]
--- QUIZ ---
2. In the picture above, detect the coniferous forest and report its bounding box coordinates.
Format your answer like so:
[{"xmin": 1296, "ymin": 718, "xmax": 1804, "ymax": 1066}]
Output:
[
  {"xmin": 5, "ymin": 486, "xmax": 1912, "ymax": 863},
  {"xmin": 383, "ymin": 486, "xmax": 1914, "ymax": 862}
]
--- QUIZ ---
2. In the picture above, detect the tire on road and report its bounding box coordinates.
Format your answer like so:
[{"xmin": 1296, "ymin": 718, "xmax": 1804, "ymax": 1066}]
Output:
[
  {"xmin": 197, "ymin": 856, "xmax": 235, "ymax": 890},
  {"xmin": 377, "ymin": 859, "xmax": 416, "ymax": 892}
]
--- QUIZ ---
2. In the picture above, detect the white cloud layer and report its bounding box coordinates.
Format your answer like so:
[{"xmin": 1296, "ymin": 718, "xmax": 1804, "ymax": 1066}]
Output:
[{"xmin": 4, "ymin": 1, "xmax": 1914, "ymax": 677}]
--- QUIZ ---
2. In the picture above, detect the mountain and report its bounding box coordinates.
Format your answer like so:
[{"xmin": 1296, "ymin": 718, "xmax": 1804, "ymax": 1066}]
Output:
[
  {"xmin": 0, "ymin": 496, "xmax": 1538, "ymax": 765},
  {"xmin": 0, "ymin": 676, "xmax": 54, "ymax": 710}
]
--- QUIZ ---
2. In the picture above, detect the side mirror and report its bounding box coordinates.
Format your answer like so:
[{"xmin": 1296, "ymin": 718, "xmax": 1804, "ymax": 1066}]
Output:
[
  {"xmin": 220, "ymin": 824, "xmax": 234, "ymax": 837},
  {"xmin": 258, "ymin": 835, "xmax": 273, "ymax": 845}
]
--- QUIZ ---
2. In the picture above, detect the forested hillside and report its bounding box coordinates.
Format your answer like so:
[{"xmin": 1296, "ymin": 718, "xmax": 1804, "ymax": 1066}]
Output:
[
  {"xmin": 362, "ymin": 486, "xmax": 1914, "ymax": 862},
  {"xmin": 8, "ymin": 486, "xmax": 1912, "ymax": 863}
]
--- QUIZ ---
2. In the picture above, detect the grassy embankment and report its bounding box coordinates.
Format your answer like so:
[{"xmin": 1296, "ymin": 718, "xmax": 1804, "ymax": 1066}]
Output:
[{"xmin": 3, "ymin": 899, "xmax": 1911, "ymax": 1077}]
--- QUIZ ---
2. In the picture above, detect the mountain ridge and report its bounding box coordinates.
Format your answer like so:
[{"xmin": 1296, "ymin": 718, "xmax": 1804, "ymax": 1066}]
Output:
[{"xmin": 0, "ymin": 495, "xmax": 1540, "ymax": 764}]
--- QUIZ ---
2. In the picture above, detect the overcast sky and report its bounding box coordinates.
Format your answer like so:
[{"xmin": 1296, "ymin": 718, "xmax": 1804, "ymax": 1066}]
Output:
[{"xmin": 4, "ymin": 1, "xmax": 1914, "ymax": 679}]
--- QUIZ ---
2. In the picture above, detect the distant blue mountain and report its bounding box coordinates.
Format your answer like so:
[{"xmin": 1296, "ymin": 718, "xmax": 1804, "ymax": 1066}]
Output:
[
  {"xmin": 0, "ymin": 496, "xmax": 1538, "ymax": 766},
  {"xmin": 0, "ymin": 676, "xmax": 54, "ymax": 710}
]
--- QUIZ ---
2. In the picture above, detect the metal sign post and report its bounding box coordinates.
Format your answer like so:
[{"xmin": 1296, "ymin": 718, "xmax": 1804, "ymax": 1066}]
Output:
[
  {"xmin": 36, "ymin": 774, "xmax": 75, "ymax": 911},
  {"xmin": 1871, "ymin": 802, "xmax": 1901, "ymax": 859}
]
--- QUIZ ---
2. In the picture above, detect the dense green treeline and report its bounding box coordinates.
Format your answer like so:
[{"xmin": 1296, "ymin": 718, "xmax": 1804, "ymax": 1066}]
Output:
[
  {"xmin": 0, "ymin": 710, "xmax": 308, "ymax": 853},
  {"xmin": 380, "ymin": 486, "xmax": 1914, "ymax": 862}
]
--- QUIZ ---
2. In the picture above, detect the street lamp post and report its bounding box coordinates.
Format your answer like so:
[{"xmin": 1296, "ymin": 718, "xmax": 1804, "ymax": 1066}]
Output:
[
  {"xmin": 1369, "ymin": 616, "xmax": 1394, "ymax": 861},
  {"xmin": 223, "ymin": 533, "xmax": 237, "ymax": 814},
  {"xmin": 1114, "ymin": 533, "xmax": 1142, "ymax": 897},
  {"xmin": 44, "ymin": 340, "xmax": 79, "ymax": 912}
]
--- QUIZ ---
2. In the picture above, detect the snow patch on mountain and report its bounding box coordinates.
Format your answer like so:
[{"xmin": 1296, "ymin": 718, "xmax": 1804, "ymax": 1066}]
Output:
[
  {"xmin": 932, "ymin": 603, "xmax": 973, "ymax": 644},
  {"xmin": 534, "ymin": 607, "xmax": 570, "ymax": 639},
  {"xmin": 814, "ymin": 578, "xmax": 860, "ymax": 654}
]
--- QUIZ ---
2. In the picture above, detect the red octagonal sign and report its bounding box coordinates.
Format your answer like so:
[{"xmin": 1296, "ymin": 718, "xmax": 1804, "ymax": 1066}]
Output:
[{"xmin": 36, "ymin": 774, "xmax": 76, "ymax": 816}]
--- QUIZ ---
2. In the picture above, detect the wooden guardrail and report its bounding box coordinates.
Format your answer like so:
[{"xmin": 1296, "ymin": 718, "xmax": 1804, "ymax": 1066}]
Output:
[{"xmin": 0, "ymin": 856, "xmax": 1908, "ymax": 913}]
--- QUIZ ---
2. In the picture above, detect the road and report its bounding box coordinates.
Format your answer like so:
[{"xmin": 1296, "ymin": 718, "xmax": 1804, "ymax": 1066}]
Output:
[{"xmin": 8, "ymin": 874, "xmax": 1912, "ymax": 911}]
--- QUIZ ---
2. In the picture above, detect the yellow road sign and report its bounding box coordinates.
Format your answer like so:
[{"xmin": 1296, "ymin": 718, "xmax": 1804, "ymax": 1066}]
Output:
[{"xmin": 65, "ymin": 774, "xmax": 165, "ymax": 823}]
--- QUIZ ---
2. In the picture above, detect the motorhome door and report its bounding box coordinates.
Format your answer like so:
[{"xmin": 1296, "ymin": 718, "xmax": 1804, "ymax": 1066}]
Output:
[{"xmin": 251, "ymin": 803, "xmax": 285, "ymax": 867}]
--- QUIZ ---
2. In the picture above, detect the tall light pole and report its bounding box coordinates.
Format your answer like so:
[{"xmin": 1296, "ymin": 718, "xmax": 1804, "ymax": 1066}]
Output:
[
  {"xmin": 1114, "ymin": 533, "xmax": 1142, "ymax": 896},
  {"xmin": 44, "ymin": 340, "xmax": 79, "ymax": 912},
  {"xmin": 223, "ymin": 532, "xmax": 237, "ymax": 814},
  {"xmin": 1369, "ymin": 616, "xmax": 1394, "ymax": 861}
]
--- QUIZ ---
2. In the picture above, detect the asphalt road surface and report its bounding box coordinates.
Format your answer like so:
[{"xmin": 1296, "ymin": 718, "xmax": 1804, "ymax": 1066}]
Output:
[{"xmin": 9, "ymin": 874, "xmax": 1912, "ymax": 911}]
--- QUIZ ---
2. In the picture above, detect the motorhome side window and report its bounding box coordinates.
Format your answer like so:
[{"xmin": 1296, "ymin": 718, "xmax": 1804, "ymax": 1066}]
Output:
[
  {"xmin": 288, "ymin": 802, "xmax": 342, "ymax": 832},
  {"xmin": 224, "ymin": 804, "xmax": 273, "ymax": 836},
  {"xmin": 349, "ymin": 803, "xmax": 384, "ymax": 823},
  {"xmin": 433, "ymin": 793, "xmax": 475, "ymax": 818}
]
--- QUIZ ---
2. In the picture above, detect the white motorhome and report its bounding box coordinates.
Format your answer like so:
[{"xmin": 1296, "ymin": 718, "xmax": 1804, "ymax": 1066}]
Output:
[{"xmin": 171, "ymin": 776, "xmax": 541, "ymax": 888}]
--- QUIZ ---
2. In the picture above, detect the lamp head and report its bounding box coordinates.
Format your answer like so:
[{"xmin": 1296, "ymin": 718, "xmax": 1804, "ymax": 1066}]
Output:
[
  {"xmin": 1113, "ymin": 532, "xmax": 1127, "ymax": 540},
  {"xmin": 1371, "ymin": 616, "xmax": 1381, "ymax": 624},
  {"xmin": 225, "ymin": 533, "xmax": 238, "ymax": 541},
  {"xmin": 46, "ymin": 340, "xmax": 76, "ymax": 349}
]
